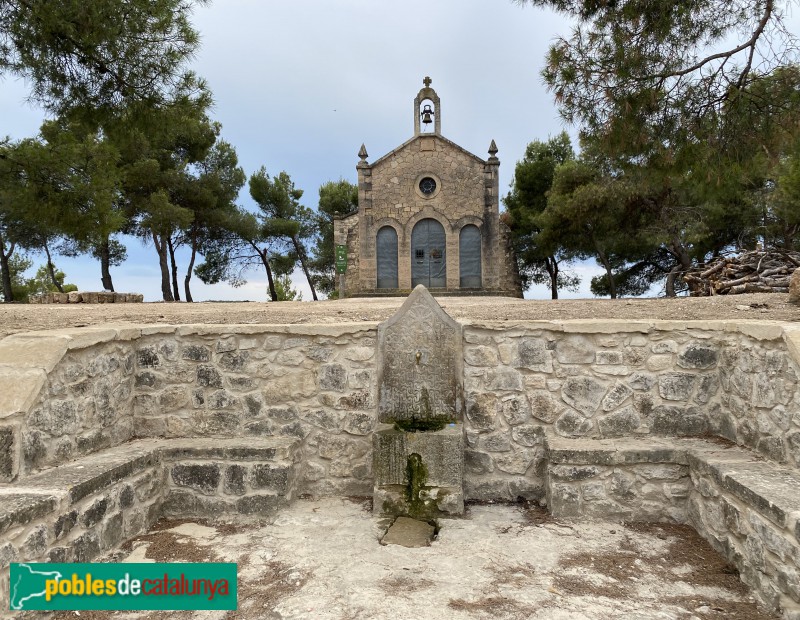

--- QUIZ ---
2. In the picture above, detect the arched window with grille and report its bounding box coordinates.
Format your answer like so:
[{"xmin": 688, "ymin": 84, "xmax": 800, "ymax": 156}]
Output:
[
  {"xmin": 376, "ymin": 226, "xmax": 398, "ymax": 289},
  {"xmin": 459, "ymin": 224, "xmax": 481, "ymax": 288}
]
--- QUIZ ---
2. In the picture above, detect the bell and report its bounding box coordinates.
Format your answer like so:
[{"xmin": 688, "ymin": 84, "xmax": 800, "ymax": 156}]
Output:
[{"xmin": 421, "ymin": 104, "xmax": 434, "ymax": 125}]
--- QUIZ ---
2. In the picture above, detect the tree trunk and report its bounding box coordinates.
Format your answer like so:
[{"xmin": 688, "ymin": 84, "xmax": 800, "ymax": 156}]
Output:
[
  {"xmin": 0, "ymin": 234, "xmax": 14, "ymax": 302},
  {"xmin": 43, "ymin": 242, "xmax": 64, "ymax": 293},
  {"xmin": 98, "ymin": 237, "xmax": 115, "ymax": 291},
  {"xmin": 152, "ymin": 231, "xmax": 174, "ymax": 302},
  {"xmin": 597, "ymin": 249, "xmax": 617, "ymax": 299},
  {"xmin": 669, "ymin": 237, "xmax": 693, "ymax": 294},
  {"xmin": 184, "ymin": 230, "xmax": 197, "ymax": 303},
  {"xmin": 665, "ymin": 264, "xmax": 681, "ymax": 297},
  {"xmin": 167, "ymin": 237, "xmax": 181, "ymax": 301},
  {"xmin": 291, "ymin": 235, "xmax": 318, "ymax": 301},
  {"xmin": 545, "ymin": 255, "xmax": 559, "ymax": 300},
  {"xmin": 253, "ymin": 242, "xmax": 278, "ymax": 301}
]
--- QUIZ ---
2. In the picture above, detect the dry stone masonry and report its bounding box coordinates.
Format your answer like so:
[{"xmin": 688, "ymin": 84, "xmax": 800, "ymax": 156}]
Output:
[
  {"xmin": 2, "ymin": 309, "xmax": 800, "ymax": 616},
  {"xmin": 28, "ymin": 292, "xmax": 144, "ymax": 304}
]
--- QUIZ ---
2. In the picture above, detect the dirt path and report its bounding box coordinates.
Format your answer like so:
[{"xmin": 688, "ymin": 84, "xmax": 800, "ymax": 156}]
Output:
[{"xmin": 2, "ymin": 293, "xmax": 798, "ymax": 338}]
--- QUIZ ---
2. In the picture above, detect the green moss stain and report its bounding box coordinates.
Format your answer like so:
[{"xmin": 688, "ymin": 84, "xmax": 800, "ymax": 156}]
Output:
[
  {"xmin": 406, "ymin": 453, "xmax": 430, "ymax": 519},
  {"xmin": 394, "ymin": 415, "xmax": 452, "ymax": 432}
]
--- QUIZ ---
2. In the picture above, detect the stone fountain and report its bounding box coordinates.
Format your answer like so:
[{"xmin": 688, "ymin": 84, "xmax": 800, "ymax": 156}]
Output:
[{"xmin": 372, "ymin": 285, "xmax": 464, "ymax": 518}]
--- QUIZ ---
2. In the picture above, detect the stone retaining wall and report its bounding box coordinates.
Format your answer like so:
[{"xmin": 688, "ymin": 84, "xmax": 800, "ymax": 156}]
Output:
[
  {"xmin": 0, "ymin": 438, "xmax": 299, "ymax": 611},
  {"xmin": 3, "ymin": 319, "xmax": 800, "ymax": 617},
  {"xmin": 545, "ymin": 436, "xmax": 800, "ymax": 618},
  {"xmin": 28, "ymin": 292, "xmax": 144, "ymax": 304},
  {"xmin": 3, "ymin": 321, "xmax": 800, "ymax": 497},
  {"xmin": 0, "ymin": 324, "xmax": 379, "ymax": 499},
  {"xmin": 462, "ymin": 321, "xmax": 800, "ymax": 502}
]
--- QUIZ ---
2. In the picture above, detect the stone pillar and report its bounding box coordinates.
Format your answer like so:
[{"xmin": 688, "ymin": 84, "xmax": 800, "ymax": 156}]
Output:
[
  {"xmin": 483, "ymin": 140, "xmax": 501, "ymax": 289},
  {"xmin": 355, "ymin": 144, "xmax": 373, "ymax": 296}
]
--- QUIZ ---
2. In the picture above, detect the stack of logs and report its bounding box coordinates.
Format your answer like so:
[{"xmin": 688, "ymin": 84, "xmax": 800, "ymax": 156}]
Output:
[
  {"xmin": 683, "ymin": 250, "xmax": 800, "ymax": 296},
  {"xmin": 29, "ymin": 292, "xmax": 144, "ymax": 304}
]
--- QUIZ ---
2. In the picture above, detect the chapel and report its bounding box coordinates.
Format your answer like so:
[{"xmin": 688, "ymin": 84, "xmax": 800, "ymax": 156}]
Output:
[{"xmin": 333, "ymin": 77, "xmax": 522, "ymax": 297}]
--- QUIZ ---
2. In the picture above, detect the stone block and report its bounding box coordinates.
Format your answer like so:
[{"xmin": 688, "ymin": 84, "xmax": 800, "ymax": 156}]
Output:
[
  {"xmin": 481, "ymin": 432, "xmax": 511, "ymax": 453},
  {"xmin": 548, "ymin": 483, "xmax": 580, "ymax": 518},
  {"xmin": 373, "ymin": 426, "xmax": 463, "ymax": 487},
  {"xmin": 638, "ymin": 464, "xmax": 686, "ymax": 480},
  {"xmin": 658, "ymin": 373, "xmax": 696, "ymax": 401},
  {"xmin": 555, "ymin": 335, "xmax": 595, "ymax": 364},
  {"xmin": 196, "ymin": 365, "xmax": 223, "ymax": 388},
  {"xmin": 236, "ymin": 494, "xmax": 283, "ymax": 515},
  {"xmin": 494, "ymin": 446, "xmax": 543, "ymax": 475},
  {"xmin": 251, "ymin": 464, "xmax": 291, "ymax": 493},
  {"xmin": 500, "ymin": 394, "xmax": 531, "ymax": 425},
  {"xmin": 529, "ymin": 391, "xmax": 558, "ymax": 424},
  {"xmin": 598, "ymin": 406, "xmax": 640, "ymax": 437},
  {"xmin": 48, "ymin": 547, "xmax": 73, "ymax": 563},
  {"xmin": 465, "ymin": 392, "xmax": 497, "ymax": 431},
  {"xmin": 0, "ymin": 336, "xmax": 68, "ymax": 373},
  {"xmin": 487, "ymin": 368, "xmax": 523, "ymax": 391},
  {"xmin": 581, "ymin": 482, "xmax": 606, "ymax": 501},
  {"xmin": 320, "ymin": 364, "xmax": 347, "ymax": 391},
  {"xmin": 464, "ymin": 450, "xmax": 494, "ymax": 475},
  {"xmin": 601, "ymin": 383, "xmax": 633, "ymax": 412},
  {"xmin": 550, "ymin": 465, "xmax": 601, "ymax": 482},
  {"xmin": 646, "ymin": 355, "xmax": 673, "ymax": 371},
  {"xmin": 219, "ymin": 351, "xmax": 250, "ymax": 371},
  {"xmin": 464, "ymin": 346, "xmax": 498, "ymax": 367},
  {"xmin": 652, "ymin": 340, "xmax": 678, "ymax": 354},
  {"xmin": 81, "ymin": 498, "xmax": 109, "ymax": 527},
  {"xmin": 102, "ymin": 512, "xmax": 124, "ymax": 549},
  {"xmin": 511, "ymin": 424, "xmax": 545, "ymax": 448},
  {"xmin": 54, "ymin": 510, "xmax": 78, "ymax": 539},
  {"xmin": 677, "ymin": 343, "xmax": 719, "ymax": 369},
  {"xmin": 72, "ymin": 531, "xmax": 101, "ymax": 562},
  {"xmin": 119, "ymin": 485, "xmax": 135, "ymax": 509},
  {"xmin": 223, "ymin": 465, "xmax": 247, "ymax": 495},
  {"xmin": 0, "ymin": 425, "xmax": 18, "ymax": 481},
  {"xmin": 0, "ymin": 494, "xmax": 58, "ymax": 537},
  {"xmin": 561, "ymin": 376, "xmax": 606, "ymax": 417},
  {"xmin": 651, "ymin": 405, "xmax": 707, "ymax": 436},
  {"xmin": 182, "ymin": 345, "xmax": 210, "ymax": 362},
  {"xmin": 595, "ymin": 351, "xmax": 623, "ymax": 365},
  {"xmin": 171, "ymin": 463, "xmax": 221, "ymax": 495},
  {"xmin": 609, "ymin": 471, "xmax": 636, "ymax": 500},
  {"xmin": 554, "ymin": 409, "xmax": 593, "ymax": 438},
  {"xmin": 514, "ymin": 338, "xmax": 552, "ymax": 371},
  {"xmin": 509, "ymin": 478, "xmax": 545, "ymax": 502},
  {"xmin": 628, "ymin": 372, "xmax": 656, "ymax": 391},
  {"xmin": 342, "ymin": 411, "xmax": 376, "ymax": 436}
]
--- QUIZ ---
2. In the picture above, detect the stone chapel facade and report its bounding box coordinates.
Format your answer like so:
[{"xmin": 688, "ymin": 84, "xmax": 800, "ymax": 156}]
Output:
[{"xmin": 333, "ymin": 78, "xmax": 522, "ymax": 297}]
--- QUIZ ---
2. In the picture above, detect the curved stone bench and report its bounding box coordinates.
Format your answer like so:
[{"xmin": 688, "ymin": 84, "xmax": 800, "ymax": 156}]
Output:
[
  {"xmin": 545, "ymin": 435, "xmax": 800, "ymax": 618},
  {"xmin": 0, "ymin": 437, "xmax": 300, "ymax": 611}
]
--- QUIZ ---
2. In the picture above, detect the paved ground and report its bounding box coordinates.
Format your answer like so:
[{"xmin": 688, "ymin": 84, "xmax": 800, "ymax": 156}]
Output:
[
  {"xmin": 37, "ymin": 499, "xmax": 777, "ymax": 620},
  {"xmin": 2, "ymin": 293, "xmax": 799, "ymax": 338}
]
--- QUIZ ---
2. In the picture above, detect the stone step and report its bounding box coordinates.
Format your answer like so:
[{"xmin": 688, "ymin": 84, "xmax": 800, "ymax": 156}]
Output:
[{"xmin": 544, "ymin": 435, "xmax": 800, "ymax": 616}]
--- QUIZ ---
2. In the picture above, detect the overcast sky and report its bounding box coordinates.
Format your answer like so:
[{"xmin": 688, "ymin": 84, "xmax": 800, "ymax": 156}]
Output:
[{"xmin": 1, "ymin": 0, "xmax": 604, "ymax": 301}]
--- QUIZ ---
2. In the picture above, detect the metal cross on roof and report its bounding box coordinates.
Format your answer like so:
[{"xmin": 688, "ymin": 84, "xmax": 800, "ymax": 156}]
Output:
[{"xmin": 423, "ymin": 76, "xmax": 432, "ymax": 88}]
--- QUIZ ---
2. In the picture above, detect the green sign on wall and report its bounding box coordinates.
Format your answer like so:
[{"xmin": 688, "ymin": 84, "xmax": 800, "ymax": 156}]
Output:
[{"xmin": 335, "ymin": 245, "xmax": 347, "ymax": 274}]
